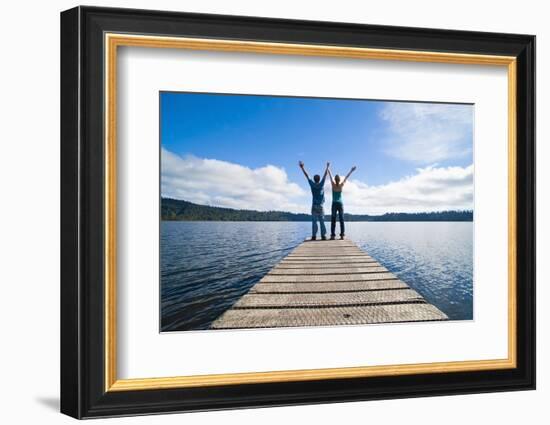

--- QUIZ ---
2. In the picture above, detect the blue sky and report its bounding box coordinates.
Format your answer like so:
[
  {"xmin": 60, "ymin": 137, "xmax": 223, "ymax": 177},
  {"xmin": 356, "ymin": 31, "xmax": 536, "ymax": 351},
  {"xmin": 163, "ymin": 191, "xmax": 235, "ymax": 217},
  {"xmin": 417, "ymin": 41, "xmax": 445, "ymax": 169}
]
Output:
[{"xmin": 161, "ymin": 92, "xmax": 474, "ymax": 214}]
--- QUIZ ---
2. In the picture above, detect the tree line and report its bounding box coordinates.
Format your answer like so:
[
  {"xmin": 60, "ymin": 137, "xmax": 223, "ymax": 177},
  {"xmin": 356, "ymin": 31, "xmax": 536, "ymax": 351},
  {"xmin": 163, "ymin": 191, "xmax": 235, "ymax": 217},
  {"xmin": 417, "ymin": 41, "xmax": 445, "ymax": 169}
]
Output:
[{"xmin": 161, "ymin": 198, "xmax": 473, "ymax": 222}]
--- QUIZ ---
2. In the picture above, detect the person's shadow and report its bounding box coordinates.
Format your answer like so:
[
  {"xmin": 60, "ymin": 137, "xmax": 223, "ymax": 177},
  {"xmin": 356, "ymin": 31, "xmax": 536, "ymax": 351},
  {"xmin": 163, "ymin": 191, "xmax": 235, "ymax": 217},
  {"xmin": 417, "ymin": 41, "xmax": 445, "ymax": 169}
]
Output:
[{"xmin": 35, "ymin": 396, "xmax": 59, "ymax": 411}]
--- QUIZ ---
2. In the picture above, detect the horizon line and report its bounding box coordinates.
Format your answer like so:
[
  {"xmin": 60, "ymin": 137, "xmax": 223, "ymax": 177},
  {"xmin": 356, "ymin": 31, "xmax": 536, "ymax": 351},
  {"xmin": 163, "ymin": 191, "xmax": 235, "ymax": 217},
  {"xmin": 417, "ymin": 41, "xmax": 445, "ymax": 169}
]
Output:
[{"xmin": 161, "ymin": 196, "xmax": 474, "ymax": 217}]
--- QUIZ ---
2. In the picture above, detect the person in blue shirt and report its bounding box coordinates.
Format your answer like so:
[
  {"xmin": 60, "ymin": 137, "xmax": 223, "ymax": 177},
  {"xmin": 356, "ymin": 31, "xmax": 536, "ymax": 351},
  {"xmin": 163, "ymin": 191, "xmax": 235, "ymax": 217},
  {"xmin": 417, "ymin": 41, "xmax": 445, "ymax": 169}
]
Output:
[
  {"xmin": 299, "ymin": 161, "xmax": 330, "ymax": 240},
  {"xmin": 328, "ymin": 165, "xmax": 357, "ymax": 240}
]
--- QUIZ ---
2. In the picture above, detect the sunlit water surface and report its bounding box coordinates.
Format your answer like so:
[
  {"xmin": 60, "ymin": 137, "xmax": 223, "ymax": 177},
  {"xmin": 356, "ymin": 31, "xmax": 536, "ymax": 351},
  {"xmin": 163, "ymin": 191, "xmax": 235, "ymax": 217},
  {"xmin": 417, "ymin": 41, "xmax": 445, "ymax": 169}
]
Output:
[{"xmin": 161, "ymin": 221, "xmax": 473, "ymax": 331}]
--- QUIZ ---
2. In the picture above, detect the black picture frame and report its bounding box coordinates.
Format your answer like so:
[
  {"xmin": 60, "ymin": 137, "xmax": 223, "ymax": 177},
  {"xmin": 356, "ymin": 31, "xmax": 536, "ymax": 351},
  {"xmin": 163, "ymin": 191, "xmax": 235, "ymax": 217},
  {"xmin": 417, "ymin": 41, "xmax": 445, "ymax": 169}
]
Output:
[{"xmin": 61, "ymin": 5, "xmax": 535, "ymax": 419}]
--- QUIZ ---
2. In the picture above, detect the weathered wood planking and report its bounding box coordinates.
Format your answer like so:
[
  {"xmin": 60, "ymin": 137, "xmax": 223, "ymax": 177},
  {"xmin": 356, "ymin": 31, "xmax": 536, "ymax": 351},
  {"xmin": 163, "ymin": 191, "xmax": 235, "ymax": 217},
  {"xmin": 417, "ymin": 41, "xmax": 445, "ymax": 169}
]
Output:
[
  {"xmin": 233, "ymin": 289, "xmax": 424, "ymax": 308},
  {"xmin": 268, "ymin": 267, "xmax": 388, "ymax": 275},
  {"xmin": 210, "ymin": 239, "xmax": 447, "ymax": 329},
  {"xmin": 250, "ymin": 280, "xmax": 409, "ymax": 293},
  {"xmin": 260, "ymin": 273, "xmax": 397, "ymax": 282}
]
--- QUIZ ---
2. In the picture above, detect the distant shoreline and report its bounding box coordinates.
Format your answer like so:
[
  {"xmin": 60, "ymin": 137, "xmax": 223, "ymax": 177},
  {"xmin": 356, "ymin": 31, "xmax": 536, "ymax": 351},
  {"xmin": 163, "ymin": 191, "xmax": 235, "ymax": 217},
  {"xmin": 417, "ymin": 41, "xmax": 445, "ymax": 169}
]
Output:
[
  {"xmin": 162, "ymin": 219, "xmax": 473, "ymax": 223},
  {"xmin": 161, "ymin": 198, "xmax": 473, "ymax": 222}
]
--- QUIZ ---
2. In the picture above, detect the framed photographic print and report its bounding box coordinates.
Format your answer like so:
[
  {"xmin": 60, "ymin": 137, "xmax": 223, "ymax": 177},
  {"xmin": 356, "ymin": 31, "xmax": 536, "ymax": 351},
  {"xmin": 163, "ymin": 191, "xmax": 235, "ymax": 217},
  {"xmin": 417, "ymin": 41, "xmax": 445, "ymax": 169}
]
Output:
[{"xmin": 60, "ymin": 6, "xmax": 535, "ymax": 419}]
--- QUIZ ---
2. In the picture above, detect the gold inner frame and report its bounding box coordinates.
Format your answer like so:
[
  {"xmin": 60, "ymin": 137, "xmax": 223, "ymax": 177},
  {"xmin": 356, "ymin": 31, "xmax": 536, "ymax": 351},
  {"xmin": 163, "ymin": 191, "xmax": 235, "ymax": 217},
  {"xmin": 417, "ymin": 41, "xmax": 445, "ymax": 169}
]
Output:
[{"xmin": 104, "ymin": 33, "xmax": 517, "ymax": 392}]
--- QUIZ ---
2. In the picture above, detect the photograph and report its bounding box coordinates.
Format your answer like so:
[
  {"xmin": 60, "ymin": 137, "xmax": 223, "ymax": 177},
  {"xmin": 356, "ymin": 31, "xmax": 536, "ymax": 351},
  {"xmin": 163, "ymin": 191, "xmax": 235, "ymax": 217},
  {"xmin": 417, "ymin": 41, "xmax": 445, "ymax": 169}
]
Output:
[
  {"xmin": 160, "ymin": 92, "xmax": 474, "ymax": 332},
  {"xmin": 57, "ymin": 5, "xmax": 536, "ymax": 418}
]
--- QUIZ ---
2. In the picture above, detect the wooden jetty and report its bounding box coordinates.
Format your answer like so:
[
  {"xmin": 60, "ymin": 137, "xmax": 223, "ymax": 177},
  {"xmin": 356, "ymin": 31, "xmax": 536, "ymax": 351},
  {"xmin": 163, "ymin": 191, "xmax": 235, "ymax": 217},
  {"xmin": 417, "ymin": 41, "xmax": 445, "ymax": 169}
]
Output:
[{"xmin": 210, "ymin": 239, "xmax": 447, "ymax": 329}]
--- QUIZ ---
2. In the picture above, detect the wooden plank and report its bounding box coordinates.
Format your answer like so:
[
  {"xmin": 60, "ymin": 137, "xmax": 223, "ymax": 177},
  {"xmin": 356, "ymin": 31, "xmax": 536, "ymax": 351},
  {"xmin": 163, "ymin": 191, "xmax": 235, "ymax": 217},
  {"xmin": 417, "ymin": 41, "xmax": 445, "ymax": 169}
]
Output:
[
  {"xmin": 276, "ymin": 262, "xmax": 380, "ymax": 268},
  {"xmin": 280, "ymin": 258, "xmax": 377, "ymax": 264},
  {"xmin": 292, "ymin": 245, "xmax": 362, "ymax": 248},
  {"xmin": 288, "ymin": 252, "xmax": 367, "ymax": 255},
  {"xmin": 292, "ymin": 245, "xmax": 360, "ymax": 248},
  {"xmin": 287, "ymin": 255, "xmax": 371, "ymax": 259},
  {"xmin": 291, "ymin": 252, "xmax": 364, "ymax": 255},
  {"xmin": 299, "ymin": 240, "xmax": 355, "ymax": 245},
  {"xmin": 289, "ymin": 248, "xmax": 367, "ymax": 253},
  {"xmin": 250, "ymin": 280, "xmax": 408, "ymax": 293},
  {"xmin": 260, "ymin": 273, "xmax": 397, "ymax": 283},
  {"xmin": 234, "ymin": 289, "xmax": 424, "ymax": 308},
  {"xmin": 291, "ymin": 243, "xmax": 365, "ymax": 247},
  {"xmin": 211, "ymin": 304, "xmax": 448, "ymax": 329},
  {"xmin": 268, "ymin": 266, "xmax": 388, "ymax": 275}
]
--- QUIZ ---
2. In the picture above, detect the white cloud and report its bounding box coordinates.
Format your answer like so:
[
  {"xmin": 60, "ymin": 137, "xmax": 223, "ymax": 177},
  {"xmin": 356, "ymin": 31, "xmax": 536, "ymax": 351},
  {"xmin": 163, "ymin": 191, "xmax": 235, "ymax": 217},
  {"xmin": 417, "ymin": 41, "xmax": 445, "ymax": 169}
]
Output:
[
  {"xmin": 161, "ymin": 149, "xmax": 308, "ymax": 213},
  {"xmin": 342, "ymin": 164, "xmax": 474, "ymax": 214},
  {"xmin": 162, "ymin": 148, "xmax": 473, "ymax": 215},
  {"xmin": 380, "ymin": 102, "xmax": 473, "ymax": 163}
]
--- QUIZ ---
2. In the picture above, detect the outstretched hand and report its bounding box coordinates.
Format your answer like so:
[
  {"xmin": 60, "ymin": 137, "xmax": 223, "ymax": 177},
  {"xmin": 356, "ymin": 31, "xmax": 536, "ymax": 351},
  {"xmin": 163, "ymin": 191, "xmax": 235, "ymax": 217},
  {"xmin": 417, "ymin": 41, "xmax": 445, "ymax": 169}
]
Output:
[
  {"xmin": 299, "ymin": 160, "xmax": 304, "ymax": 168},
  {"xmin": 326, "ymin": 162, "xmax": 330, "ymax": 168},
  {"xmin": 351, "ymin": 165, "xmax": 357, "ymax": 172}
]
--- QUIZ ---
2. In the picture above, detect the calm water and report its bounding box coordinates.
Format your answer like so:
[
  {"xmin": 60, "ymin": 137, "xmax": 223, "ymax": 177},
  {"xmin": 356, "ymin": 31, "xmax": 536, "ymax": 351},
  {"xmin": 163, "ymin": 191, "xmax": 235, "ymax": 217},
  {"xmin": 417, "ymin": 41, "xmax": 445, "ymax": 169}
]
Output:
[{"xmin": 161, "ymin": 221, "xmax": 473, "ymax": 331}]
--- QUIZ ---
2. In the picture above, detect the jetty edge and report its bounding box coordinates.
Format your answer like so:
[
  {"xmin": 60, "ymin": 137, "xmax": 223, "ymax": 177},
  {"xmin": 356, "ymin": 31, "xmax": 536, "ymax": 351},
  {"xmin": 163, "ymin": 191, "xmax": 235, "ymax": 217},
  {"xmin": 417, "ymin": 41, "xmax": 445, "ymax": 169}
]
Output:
[{"xmin": 210, "ymin": 239, "xmax": 448, "ymax": 329}]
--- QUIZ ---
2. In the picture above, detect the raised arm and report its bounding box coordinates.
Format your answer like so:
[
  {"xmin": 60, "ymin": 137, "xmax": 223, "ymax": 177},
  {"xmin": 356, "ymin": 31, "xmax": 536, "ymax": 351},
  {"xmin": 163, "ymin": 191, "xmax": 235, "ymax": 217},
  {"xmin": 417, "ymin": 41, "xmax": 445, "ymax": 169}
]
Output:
[
  {"xmin": 342, "ymin": 165, "xmax": 357, "ymax": 185},
  {"xmin": 321, "ymin": 162, "xmax": 330, "ymax": 184},
  {"xmin": 298, "ymin": 161, "xmax": 310, "ymax": 180},
  {"xmin": 327, "ymin": 166, "xmax": 335, "ymax": 185}
]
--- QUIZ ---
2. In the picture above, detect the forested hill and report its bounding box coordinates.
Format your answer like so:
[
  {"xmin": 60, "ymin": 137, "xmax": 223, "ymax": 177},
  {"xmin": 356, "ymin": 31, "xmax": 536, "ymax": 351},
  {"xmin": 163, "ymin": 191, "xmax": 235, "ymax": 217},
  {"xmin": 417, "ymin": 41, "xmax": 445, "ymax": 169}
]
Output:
[{"xmin": 161, "ymin": 198, "xmax": 473, "ymax": 222}]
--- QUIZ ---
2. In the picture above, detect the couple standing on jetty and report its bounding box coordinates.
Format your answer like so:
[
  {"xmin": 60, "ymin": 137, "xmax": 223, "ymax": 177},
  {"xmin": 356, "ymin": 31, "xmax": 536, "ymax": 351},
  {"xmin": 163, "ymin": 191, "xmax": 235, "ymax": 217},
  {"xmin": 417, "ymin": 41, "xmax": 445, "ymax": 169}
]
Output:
[{"xmin": 299, "ymin": 161, "xmax": 356, "ymax": 241}]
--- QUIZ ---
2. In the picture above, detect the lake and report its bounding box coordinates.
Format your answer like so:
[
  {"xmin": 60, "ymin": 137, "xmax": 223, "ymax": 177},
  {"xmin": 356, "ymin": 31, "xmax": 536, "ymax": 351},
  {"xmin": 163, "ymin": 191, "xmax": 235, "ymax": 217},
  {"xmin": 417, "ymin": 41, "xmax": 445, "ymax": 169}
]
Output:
[{"xmin": 161, "ymin": 221, "xmax": 473, "ymax": 331}]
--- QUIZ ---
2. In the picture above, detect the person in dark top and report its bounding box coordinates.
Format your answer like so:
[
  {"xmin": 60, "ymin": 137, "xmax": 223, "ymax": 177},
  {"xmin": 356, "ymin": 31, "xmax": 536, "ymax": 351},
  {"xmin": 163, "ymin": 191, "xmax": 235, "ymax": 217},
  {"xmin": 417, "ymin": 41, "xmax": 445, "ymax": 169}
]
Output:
[
  {"xmin": 328, "ymin": 165, "xmax": 357, "ymax": 240},
  {"xmin": 299, "ymin": 161, "xmax": 329, "ymax": 240}
]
